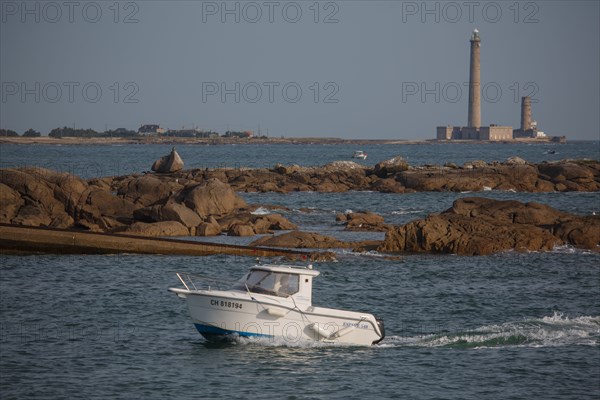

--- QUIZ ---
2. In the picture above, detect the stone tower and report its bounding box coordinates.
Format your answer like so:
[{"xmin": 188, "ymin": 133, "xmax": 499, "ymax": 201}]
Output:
[
  {"xmin": 520, "ymin": 96, "xmax": 532, "ymax": 131},
  {"xmin": 467, "ymin": 29, "xmax": 481, "ymax": 128}
]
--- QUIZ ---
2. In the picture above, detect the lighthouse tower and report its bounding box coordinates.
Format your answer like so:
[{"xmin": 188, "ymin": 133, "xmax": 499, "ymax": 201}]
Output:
[{"xmin": 467, "ymin": 29, "xmax": 481, "ymax": 128}]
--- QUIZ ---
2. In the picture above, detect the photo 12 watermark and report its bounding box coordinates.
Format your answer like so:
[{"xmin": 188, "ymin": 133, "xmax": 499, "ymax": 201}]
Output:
[
  {"xmin": 1, "ymin": 81, "xmax": 140, "ymax": 104},
  {"xmin": 401, "ymin": 81, "xmax": 539, "ymax": 104},
  {"xmin": 0, "ymin": 321, "xmax": 138, "ymax": 344},
  {"xmin": 1, "ymin": 1, "xmax": 140, "ymax": 24},
  {"xmin": 201, "ymin": 81, "xmax": 340, "ymax": 104},
  {"xmin": 201, "ymin": 1, "xmax": 339, "ymax": 23},
  {"xmin": 400, "ymin": 1, "xmax": 540, "ymax": 24}
]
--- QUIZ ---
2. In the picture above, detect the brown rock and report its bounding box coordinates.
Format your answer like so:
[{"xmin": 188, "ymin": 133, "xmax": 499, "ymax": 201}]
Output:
[
  {"xmin": 123, "ymin": 221, "xmax": 190, "ymax": 236},
  {"xmin": 134, "ymin": 202, "xmax": 202, "ymax": 228},
  {"xmin": 12, "ymin": 205, "xmax": 53, "ymax": 227},
  {"xmin": 343, "ymin": 211, "xmax": 388, "ymax": 231},
  {"xmin": 118, "ymin": 175, "xmax": 181, "ymax": 206},
  {"xmin": 152, "ymin": 147, "xmax": 184, "ymax": 173},
  {"xmin": 252, "ymin": 214, "xmax": 297, "ymax": 233},
  {"xmin": 196, "ymin": 216, "xmax": 222, "ymax": 236},
  {"xmin": 228, "ymin": 223, "xmax": 255, "ymax": 236},
  {"xmin": 49, "ymin": 213, "xmax": 75, "ymax": 229},
  {"xmin": 182, "ymin": 178, "xmax": 246, "ymax": 217},
  {"xmin": 0, "ymin": 168, "xmax": 65, "ymax": 217},
  {"xmin": 538, "ymin": 162, "xmax": 595, "ymax": 184},
  {"xmin": 0, "ymin": 183, "xmax": 24, "ymax": 223},
  {"xmin": 86, "ymin": 190, "xmax": 137, "ymax": 220},
  {"xmin": 378, "ymin": 197, "xmax": 599, "ymax": 255},
  {"xmin": 374, "ymin": 156, "xmax": 409, "ymax": 176},
  {"xmin": 554, "ymin": 217, "xmax": 600, "ymax": 249},
  {"xmin": 250, "ymin": 231, "xmax": 343, "ymax": 249},
  {"xmin": 369, "ymin": 178, "xmax": 408, "ymax": 193},
  {"xmin": 335, "ymin": 213, "xmax": 348, "ymax": 222},
  {"xmin": 505, "ymin": 156, "xmax": 528, "ymax": 165},
  {"xmin": 273, "ymin": 164, "xmax": 301, "ymax": 175}
]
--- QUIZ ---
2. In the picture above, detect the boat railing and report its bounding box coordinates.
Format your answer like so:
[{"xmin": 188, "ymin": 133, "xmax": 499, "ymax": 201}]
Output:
[{"xmin": 175, "ymin": 272, "xmax": 232, "ymax": 292}]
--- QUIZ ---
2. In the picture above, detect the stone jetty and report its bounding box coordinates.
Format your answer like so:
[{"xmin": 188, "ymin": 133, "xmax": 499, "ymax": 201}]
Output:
[{"xmin": 0, "ymin": 224, "xmax": 331, "ymax": 260}]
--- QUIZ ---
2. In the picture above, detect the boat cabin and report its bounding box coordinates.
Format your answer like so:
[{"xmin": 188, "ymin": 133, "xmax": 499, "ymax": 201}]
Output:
[{"xmin": 231, "ymin": 264, "xmax": 320, "ymax": 305}]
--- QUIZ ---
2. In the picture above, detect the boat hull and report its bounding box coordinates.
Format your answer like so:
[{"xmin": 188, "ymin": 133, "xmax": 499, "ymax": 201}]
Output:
[{"xmin": 174, "ymin": 289, "xmax": 384, "ymax": 346}]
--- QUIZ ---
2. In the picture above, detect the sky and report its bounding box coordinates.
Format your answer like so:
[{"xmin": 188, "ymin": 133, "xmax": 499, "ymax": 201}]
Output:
[{"xmin": 1, "ymin": 0, "xmax": 599, "ymax": 140}]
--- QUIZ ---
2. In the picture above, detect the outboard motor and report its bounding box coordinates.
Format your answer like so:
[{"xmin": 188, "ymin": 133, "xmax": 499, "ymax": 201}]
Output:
[{"xmin": 373, "ymin": 318, "xmax": 386, "ymax": 345}]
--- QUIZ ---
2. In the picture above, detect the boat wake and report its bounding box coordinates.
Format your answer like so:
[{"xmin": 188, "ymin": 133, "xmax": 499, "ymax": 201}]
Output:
[
  {"xmin": 380, "ymin": 312, "xmax": 599, "ymax": 349},
  {"xmin": 197, "ymin": 312, "xmax": 598, "ymax": 350}
]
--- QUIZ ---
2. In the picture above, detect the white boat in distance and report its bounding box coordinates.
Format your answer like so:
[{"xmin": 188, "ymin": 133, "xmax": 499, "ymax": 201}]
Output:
[
  {"xmin": 352, "ymin": 150, "xmax": 368, "ymax": 160},
  {"xmin": 169, "ymin": 264, "xmax": 385, "ymax": 346}
]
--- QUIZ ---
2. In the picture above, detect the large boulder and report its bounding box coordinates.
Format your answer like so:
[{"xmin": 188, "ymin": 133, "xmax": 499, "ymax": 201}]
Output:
[
  {"xmin": 86, "ymin": 190, "xmax": 138, "ymax": 220},
  {"xmin": 152, "ymin": 147, "xmax": 184, "ymax": 173},
  {"xmin": 378, "ymin": 197, "xmax": 600, "ymax": 256},
  {"xmin": 133, "ymin": 202, "xmax": 202, "ymax": 228},
  {"xmin": 322, "ymin": 161, "xmax": 366, "ymax": 172},
  {"xmin": 374, "ymin": 156, "xmax": 409, "ymax": 176},
  {"xmin": 227, "ymin": 223, "xmax": 255, "ymax": 237},
  {"xmin": 117, "ymin": 175, "xmax": 181, "ymax": 206},
  {"xmin": 0, "ymin": 183, "xmax": 24, "ymax": 223},
  {"xmin": 538, "ymin": 162, "xmax": 596, "ymax": 186},
  {"xmin": 182, "ymin": 178, "xmax": 246, "ymax": 217},
  {"xmin": 11, "ymin": 205, "xmax": 53, "ymax": 227},
  {"xmin": 505, "ymin": 156, "xmax": 528, "ymax": 165},
  {"xmin": 337, "ymin": 211, "xmax": 388, "ymax": 231},
  {"xmin": 0, "ymin": 168, "xmax": 65, "ymax": 217},
  {"xmin": 252, "ymin": 214, "xmax": 298, "ymax": 233},
  {"xmin": 196, "ymin": 216, "xmax": 222, "ymax": 236}
]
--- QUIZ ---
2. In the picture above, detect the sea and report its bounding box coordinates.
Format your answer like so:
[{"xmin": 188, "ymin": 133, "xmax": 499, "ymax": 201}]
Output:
[{"xmin": 0, "ymin": 141, "xmax": 599, "ymax": 399}]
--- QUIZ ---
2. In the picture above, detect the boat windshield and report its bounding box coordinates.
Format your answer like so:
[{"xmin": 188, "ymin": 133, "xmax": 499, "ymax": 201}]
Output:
[{"xmin": 231, "ymin": 270, "xmax": 299, "ymax": 298}]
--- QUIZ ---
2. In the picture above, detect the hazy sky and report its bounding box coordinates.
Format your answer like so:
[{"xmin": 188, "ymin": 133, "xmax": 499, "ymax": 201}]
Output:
[{"xmin": 1, "ymin": 0, "xmax": 599, "ymax": 140}]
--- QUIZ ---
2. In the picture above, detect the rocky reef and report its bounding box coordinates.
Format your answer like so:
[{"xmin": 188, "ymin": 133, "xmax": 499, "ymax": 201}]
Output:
[
  {"xmin": 1, "ymin": 157, "xmax": 598, "ymax": 256},
  {"xmin": 166, "ymin": 157, "xmax": 600, "ymax": 194},
  {"xmin": 0, "ymin": 167, "xmax": 296, "ymax": 237},
  {"xmin": 378, "ymin": 197, "xmax": 599, "ymax": 256}
]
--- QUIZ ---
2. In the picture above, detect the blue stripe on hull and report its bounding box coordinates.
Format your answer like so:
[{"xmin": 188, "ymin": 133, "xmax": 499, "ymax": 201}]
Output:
[{"xmin": 194, "ymin": 323, "xmax": 273, "ymax": 340}]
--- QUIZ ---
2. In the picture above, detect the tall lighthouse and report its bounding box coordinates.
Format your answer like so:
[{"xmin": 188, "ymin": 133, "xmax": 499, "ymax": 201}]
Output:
[{"xmin": 467, "ymin": 29, "xmax": 481, "ymax": 128}]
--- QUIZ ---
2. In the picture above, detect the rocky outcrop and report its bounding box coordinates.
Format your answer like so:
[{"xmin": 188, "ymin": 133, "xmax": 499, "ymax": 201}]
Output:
[
  {"xmin": 0, "ymin": 167, "xmax": 250, "ymax": 237},
  {"xmin": 336, "ymin": 211, "xmax": 388, "ymax": 231},
  {"xmin": 196, "ymin": 216, "xmax": 222, "ymax": 236},
  {"xmin": 374, "ymin": 156, "xmax": 409, "ymax": 176},
  {"xmin": 250, "ymin": 231, "xmax": 345, "ymax": 249},
  {"xmin": 182, "ymin": 178, "xmax": 247, "ymax": 217},
  {"xmin": 252, "ymin": 213, "xmax": 297, "ymax": 233},
  {"xmin": 122, "ymin": 221, "xmax": 190, "ymax": 237},
  {"xmin": 0, "ymin": 183, "xmax": 24, "ymax": 223},
  {"xmin": 152, "ymin": 147, "xmax": 184, "ymax": 173},
  {"xmin": 249, "ymin": 231, "xmax": 382, "ymax": 251},
  {"xmin": 228, "ymin": 223, "xmax": 255, "ymax": 237},
  {"xmin": 174, "ymin": 159, "xmax": 600, "ymax": 194},
  {"xmin": 378, "ymin": 197, "xmax": 600, "ymax": 255},
  {"xmin": 133, "ymin": 202, "xmax": 202, "ymax": 228},
  {"xmin": 116, "ymin": 175, "xmax": 181, "ymax": 207},
  {"xmin": 217, "ymin": 212, "xmax": 297, "ymax": 235}
]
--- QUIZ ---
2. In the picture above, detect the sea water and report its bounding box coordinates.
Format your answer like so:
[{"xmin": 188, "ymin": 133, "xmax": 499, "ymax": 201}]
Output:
[{"xmin": 0, "ymin": 142, "xmax": 598, "ymax": 399}]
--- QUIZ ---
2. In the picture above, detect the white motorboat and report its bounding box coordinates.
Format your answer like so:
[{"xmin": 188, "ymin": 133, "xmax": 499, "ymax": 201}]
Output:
[
  {"xmin": 352, "ymin": 150, "xmax": 368, "ymax": 160},
  {"xmin": 169, "ymin": 264, "xmax": 385, "ymax": 346}
]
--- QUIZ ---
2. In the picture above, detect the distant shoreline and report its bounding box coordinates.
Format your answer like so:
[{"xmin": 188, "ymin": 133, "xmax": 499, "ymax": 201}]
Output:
[{"xmin": 0, "ymin": 136, "xmax": 568, "ymax": 146}]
